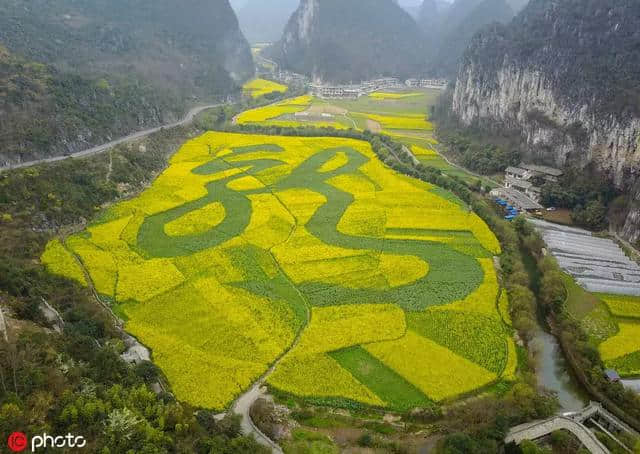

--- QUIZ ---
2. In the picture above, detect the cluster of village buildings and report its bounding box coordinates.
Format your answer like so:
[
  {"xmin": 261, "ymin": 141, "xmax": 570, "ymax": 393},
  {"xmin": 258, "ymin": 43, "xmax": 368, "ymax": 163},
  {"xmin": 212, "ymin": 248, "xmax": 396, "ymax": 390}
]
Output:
[
  {"xmin": 490, "ymin": 164, "xmax": 563, "ymax": 212},
  {"xmin": 310, "ymin": 78, "xmax": 448, "ymax": 99},
  {"xmin": 274, "ymin": 70, "xmax": 309, "ymax": 87},
  {"xmin": 255, "ymin": 58, "xmax": 559, "ymax": 215}
]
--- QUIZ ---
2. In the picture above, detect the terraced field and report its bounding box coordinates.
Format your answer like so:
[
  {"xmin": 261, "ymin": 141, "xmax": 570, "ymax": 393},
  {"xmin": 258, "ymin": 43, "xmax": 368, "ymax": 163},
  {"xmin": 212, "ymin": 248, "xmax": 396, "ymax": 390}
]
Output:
[{"xmin": 42, "ymin": 101, "xmax": 514, "ymax": 412}]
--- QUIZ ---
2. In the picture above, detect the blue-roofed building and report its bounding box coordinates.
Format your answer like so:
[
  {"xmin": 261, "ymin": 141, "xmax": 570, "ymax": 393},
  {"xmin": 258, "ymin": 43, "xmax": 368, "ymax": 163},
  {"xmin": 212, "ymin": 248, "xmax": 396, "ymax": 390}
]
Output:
[{"xmin": 605, "ymin": 369, "xmax": 621, "ymax": 383}]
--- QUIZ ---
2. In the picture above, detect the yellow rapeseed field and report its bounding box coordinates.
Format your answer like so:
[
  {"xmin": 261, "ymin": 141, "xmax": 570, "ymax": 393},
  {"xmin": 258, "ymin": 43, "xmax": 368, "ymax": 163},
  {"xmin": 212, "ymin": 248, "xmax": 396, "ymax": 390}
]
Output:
[
  {"xmin": 599, "ymin": 322, "xmax": 640, "ymax": 361},
  {"xmin": 242, "ymin": 78, "xmax": 288, "ymax": 98},
  {"xmin": 369, "ymin": 91, "xmax": 424, "ymax": 100},
  {"xmin": 365, "ymin": 331, "xmax": 497, "ymax": 402},
  {"xmin": 366, "ymin": 113, "xmax": 433, "ymax": 131},
  {"xmin": 41, "ymin": 239, "xmax": 87, "ymax": 286},
  {"xmin": 164, "ymin": 203, "xmax": 226, "ymax": 236},
  {"xmin": 42, "ymin": 130, "xmax": 508, "ymax": 410}
]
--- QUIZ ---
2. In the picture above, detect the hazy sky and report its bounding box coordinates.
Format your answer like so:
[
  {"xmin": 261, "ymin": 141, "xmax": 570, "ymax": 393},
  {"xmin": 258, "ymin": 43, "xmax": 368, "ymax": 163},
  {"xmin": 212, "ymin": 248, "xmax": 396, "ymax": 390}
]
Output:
[{"xmin": 229, "ymin": 0, "xmax": 454, "ymax": 12}]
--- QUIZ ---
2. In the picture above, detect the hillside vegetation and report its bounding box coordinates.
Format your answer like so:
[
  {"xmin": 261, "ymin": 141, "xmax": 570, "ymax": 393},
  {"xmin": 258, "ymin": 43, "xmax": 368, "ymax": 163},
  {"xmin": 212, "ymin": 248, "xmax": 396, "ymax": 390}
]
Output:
[
  {"xmin": 461, "ymin": 0, "xmax": 640, "ymax": 118},
  {"xmin": 0, "ymin": 46, "xmax": 183, "ymax": 166},
  {"xmin": 271, "ymin": 0, "xmax": 426, "ymax": 83},
  {"xmin": 0, "ymin": 0, "xmax": 254, "ymax": 166}
]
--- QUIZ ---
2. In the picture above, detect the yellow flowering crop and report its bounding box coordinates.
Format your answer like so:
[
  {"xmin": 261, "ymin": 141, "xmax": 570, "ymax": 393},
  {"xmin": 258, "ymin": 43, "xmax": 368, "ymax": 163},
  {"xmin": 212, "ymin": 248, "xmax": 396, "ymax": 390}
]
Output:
[
  {"xmin": 369, "ymin": 92, "xmax": 424, "ymax": 100},
  {"xmin": 292, "ymin": 304, "xmax": 406, "ymax": 356},
  {"xmin": 124, "ymin": 279, "xmax": 298, "ymax": 409},
  {"xmin": 503, "ymin": 337, "xmax": 518, "ymax": 381},
  {"xmin": 42, "ymin": 131, "xmax": 505, "ymax": 410},
  {"xmin": 235, "ymin": 95, "xmax": 312, "ymax": 125},
  {"xmin": 499, "ymin": 291, "xmax": 512, "ymax": 326},
  {"xmin": 268, "ymin": 354, "xmax": 385, "ymax": 406},
  {"xmin": 66, "ymin": 236, "xmax": 117, "ymax": 297},
  {"xmin": 599, "ymin": 322, "xmax": 640, "ymax": 361},
  {"xmin": 227, "ymin": 176, "xmax": 265, "ymax": 191},
  {"xmin": 117, "ymin": 259, "xmax": 184, "ymax": 303},
  {"xmin": 243, "ymin": 78, "xmax": 288, "ymax": 98},
  {"xmin": 378, "ymin": 254, "xmax": 430, "ymax": 288},
  {"xmin": 599, "ymin": 294, "xmax": 640, "ymax": 319},
  {"xmin": 164, "ymin": 203, "xmax": 226, "ymax": 237},
  {"xmin": 337, "ymin": 205, "xmax": 386, "ymax": 238},
  {"xmin": 437, "ymin": 259, "xmax": 499, "ymax": 316},
  {"xmin": 328, "ymin": 174, "xmax": 377, "ymax": 196},
  {"xmin": 284, "ymin": 95, "xmax": 312, "ymax": 106},
  {"xmin": 41, "ymin": 239, "xmax": 87, "ymax": 286},
  {"xmin": 242, "ymin": 194, "xmax": 295, "ymax": 250},
  {"xmin": 366, "ymin": 113, "xmax": 433, "ymax": 131},
  {"xmin": 274, "ymin": 189, "xmax": 326, "ymax": 225},
  {"xmin": 318, "ymin": 151, "xmax": 349, "ymax": 172},
  {"xmin": 411, "ymin": 145, "xmax": 438, "ymax": 157},
  {"xmin": 365, "ymin": 331, "xmax": 497, "ymax": 402}
]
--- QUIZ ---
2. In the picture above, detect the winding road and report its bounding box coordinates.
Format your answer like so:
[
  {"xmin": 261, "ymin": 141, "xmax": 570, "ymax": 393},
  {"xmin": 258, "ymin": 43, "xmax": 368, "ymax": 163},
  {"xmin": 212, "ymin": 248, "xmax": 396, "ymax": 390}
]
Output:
[{"xmin": 0, "ymin": 103, "xmax": 225, "ymax": 173}]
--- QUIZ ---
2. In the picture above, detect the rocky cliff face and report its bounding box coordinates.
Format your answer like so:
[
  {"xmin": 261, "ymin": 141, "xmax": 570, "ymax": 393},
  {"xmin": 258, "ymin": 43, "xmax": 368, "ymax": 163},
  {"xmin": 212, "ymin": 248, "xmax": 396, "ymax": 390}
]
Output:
[
  {"xmin": 451, "ymin": 0, "xmax": 640, "ymax": 240},
  {"xmin": 272, "ymin": 0, "xmax": 426, "ymax": 83},
  {"xmin": 454, "ymin": 64, "xmax": 640, "ymax": 188}
]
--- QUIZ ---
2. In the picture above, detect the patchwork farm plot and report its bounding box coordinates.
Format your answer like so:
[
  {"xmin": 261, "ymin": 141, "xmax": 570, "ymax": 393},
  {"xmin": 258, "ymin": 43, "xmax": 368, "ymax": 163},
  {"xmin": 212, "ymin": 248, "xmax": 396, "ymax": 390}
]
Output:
[
  {"xmin": 237, "ymin": 89, "xmax": 482, "ymax": 184},
  {"xmin": 532, "ymin": 220, "xmax": 640, "ymax": 378},
  {"xmin": 596, "ymin": 294, "xmax": 640, "ymax": 377},
  {"xmin": 43, "ymin": 130, "xmax": 513, "ymax": 411}
]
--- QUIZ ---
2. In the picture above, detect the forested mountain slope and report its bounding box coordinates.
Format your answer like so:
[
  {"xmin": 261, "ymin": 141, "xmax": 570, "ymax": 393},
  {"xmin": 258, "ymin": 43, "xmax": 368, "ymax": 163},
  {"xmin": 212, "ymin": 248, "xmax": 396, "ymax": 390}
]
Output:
[
  {"xmin": 271, "ymin": 0, "xmax": 426, "ymax": 83},
  {"xmin": 0, "ymin": 46, "xmax": 184, "ymax": 167},
  {"xmin": 0, "ymin": 0, "xmax": 253, "ymax": 166},
  {"xmin": 451, "ymin": 0, "xmax": 640, "ymax": 241}
]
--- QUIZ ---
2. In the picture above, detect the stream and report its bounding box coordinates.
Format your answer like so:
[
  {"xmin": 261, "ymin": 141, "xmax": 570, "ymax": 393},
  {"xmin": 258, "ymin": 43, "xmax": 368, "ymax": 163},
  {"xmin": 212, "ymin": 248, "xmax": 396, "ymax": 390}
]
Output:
[
  {"xmin": 521, "ymin": 243, "xmax": 589, "ymax": 411},
  {"xmin": 532, "ymin": 326, "xmax": 589, "ymax": 411}
]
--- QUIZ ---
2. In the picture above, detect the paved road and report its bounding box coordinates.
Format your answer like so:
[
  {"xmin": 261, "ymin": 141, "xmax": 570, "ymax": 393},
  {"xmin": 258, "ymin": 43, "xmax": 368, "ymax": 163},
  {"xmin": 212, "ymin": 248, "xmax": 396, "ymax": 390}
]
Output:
[
  {"xmin": 0, "ymin": 103, "xmax": 224, "ymax": 173},
  {"xmin": 431, "ymin": 144, "xmax": 501, "ymax": 187},
  {"xmin": 506, "ymin": 416, "xmax": 609, "ymax": 454},
  {"xmin": 232, "ymin": 374, "xmax": 284, "ymax": 453}
]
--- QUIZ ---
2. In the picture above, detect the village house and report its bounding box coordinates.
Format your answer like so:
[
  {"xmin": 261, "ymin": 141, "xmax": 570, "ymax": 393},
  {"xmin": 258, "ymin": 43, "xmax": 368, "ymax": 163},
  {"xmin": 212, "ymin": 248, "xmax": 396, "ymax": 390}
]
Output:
[{"xmin": 503, "ymin": 163, "xmax": 563, "ymax": 204}]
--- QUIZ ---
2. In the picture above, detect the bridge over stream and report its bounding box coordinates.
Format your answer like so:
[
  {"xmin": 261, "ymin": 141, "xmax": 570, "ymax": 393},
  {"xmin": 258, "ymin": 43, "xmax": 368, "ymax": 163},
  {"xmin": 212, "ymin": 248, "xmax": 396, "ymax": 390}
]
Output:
[{"xmin": 505, "ymin": 402, "xmax": 638, "ymax": 454}]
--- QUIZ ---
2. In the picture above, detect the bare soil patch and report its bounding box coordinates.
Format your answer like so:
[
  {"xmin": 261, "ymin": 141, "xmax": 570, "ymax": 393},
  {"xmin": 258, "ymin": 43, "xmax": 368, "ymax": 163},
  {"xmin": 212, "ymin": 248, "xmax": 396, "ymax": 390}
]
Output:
[
  {"xmin": 365, "ymin": 119, "xmax": 382, "ymax": 133},
  {"xmin": 307, "ymin": 104, "xmax": 347, "ymax": 115},
  {"xmin": 543, "ymin": 208, "xmax": 574, "ymax": 225}
]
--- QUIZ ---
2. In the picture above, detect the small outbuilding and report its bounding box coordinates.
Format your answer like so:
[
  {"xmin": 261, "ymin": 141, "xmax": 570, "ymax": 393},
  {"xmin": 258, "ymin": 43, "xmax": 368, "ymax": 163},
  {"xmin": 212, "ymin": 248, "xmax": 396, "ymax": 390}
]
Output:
[{"xmin": 605, "ymin": 369, "xmax": 621, "ymax": 383}]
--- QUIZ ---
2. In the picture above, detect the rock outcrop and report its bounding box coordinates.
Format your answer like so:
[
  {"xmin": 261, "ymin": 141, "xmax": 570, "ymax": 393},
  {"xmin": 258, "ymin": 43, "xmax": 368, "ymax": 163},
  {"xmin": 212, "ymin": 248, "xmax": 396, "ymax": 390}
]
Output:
[{"xmin": 451, "ymin": 0, "xmax": 640, "ymax": 240}]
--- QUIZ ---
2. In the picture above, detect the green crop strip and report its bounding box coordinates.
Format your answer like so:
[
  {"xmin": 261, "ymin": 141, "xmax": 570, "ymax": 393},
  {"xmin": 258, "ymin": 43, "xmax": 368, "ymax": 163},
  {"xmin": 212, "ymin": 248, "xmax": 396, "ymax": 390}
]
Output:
[{"xmin": 330, "ymin": 346, "xmax": 434, "ymax": 411}]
